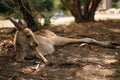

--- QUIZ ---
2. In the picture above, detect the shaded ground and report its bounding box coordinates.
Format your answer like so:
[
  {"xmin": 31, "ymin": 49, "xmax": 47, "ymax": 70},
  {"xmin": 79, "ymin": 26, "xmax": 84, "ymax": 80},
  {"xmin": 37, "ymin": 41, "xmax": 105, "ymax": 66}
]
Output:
[{"xmin": 0, "ymin": 21, "xmax": 120, "ymax": 80}]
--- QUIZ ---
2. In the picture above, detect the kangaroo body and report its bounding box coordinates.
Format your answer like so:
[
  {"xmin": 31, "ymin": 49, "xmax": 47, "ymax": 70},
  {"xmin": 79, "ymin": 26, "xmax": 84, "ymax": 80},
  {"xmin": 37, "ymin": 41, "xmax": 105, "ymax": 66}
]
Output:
[
  {"xmin": 10, "ymin": 18, "xmax": 117, "ymax": 63},
  {"xmin": 35, "ymin": 31, "xmax": 55, "ymax": 55},
  {"xmin": 34, "ymin": 30, "xmax": 83, "ymax": 55}
]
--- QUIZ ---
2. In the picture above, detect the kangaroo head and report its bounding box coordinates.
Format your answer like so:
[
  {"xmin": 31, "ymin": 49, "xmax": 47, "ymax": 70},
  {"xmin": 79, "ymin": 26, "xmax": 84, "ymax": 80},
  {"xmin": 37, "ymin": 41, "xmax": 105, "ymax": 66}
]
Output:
[{"xmin": 10, "ymin": 18, "xmax": 39, "ymax": 48}]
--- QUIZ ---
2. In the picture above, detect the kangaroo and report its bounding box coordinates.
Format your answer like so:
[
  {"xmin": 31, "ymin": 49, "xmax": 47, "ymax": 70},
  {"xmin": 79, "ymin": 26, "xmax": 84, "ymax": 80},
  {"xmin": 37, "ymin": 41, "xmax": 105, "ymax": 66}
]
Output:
[
  {"xmin": 10, "ymin": 18, "xmax": 48, "ymax": 63},
  {"xmin": 10, "ymin": 18, "xmax": 118, "ymax": 63}
]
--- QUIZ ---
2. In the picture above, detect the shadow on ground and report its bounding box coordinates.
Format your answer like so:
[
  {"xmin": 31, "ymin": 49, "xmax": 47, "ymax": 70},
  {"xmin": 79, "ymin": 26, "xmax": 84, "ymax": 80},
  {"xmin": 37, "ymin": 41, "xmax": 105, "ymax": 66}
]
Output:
[{"xmin": 0, "ymin": 21, "xmax": 120, "ymax": 80}]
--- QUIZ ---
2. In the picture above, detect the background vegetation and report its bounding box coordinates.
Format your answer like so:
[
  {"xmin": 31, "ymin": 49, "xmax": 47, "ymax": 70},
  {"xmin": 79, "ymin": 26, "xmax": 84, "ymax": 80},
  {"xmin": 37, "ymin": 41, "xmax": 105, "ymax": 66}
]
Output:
[{"xmin": 0, "ymin": 0, "xmax": 66, "ymax": 17}]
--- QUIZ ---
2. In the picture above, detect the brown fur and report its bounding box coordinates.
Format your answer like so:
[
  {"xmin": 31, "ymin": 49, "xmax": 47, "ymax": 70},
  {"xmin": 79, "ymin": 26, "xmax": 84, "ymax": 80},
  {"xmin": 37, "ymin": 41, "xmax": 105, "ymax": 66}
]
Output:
[{"xmin": 10, "ymin": 18, "xmax": 117, "ymax": 63}]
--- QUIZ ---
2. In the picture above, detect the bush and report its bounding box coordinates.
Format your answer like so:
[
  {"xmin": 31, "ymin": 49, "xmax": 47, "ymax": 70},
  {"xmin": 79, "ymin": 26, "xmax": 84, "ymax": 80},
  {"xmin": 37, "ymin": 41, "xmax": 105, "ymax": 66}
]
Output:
[
  {"xmin": 113, "ymin": 1, "xmax": 120, "ymax": 8},
  {"xmin": 0, "ymin": 0, "xmax": 14, "ymax": 14}
]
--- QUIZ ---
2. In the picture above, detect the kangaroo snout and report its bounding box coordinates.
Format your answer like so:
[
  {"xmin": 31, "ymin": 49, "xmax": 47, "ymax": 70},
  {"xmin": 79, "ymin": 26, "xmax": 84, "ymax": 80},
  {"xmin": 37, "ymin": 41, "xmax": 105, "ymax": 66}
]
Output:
[{"xmin": 30, "ymin": 42, "xmax": 38, "ymax": 48}]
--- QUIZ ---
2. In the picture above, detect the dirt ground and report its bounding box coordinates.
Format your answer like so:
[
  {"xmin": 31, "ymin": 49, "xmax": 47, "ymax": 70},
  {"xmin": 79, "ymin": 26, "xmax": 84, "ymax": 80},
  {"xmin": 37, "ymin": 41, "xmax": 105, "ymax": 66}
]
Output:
[{"xmin": 0, "ymin": 21, "xmax": 120, "ymax": 80}]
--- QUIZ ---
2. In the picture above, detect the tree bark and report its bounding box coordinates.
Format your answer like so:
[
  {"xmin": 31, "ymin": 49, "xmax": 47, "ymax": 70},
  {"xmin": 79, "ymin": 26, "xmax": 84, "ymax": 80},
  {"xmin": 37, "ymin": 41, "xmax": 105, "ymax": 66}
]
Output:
[
  {"xmin": 13, "ymin": 0, "xmax": 39, "ymax": 31},
  {"xmin": 83, "ymin": 0, "xmax": 91, "ymax": 21},
  {"xmin": 64, "ymin": 0, "xmax": 83, "ymax": 23},
  {"xmin": 64, "ymin": 0, "xmax": 102, "ymax": 22},
  {"xmin": 88, "ymin": 0, "xmax": 101, "ymax": 21}
]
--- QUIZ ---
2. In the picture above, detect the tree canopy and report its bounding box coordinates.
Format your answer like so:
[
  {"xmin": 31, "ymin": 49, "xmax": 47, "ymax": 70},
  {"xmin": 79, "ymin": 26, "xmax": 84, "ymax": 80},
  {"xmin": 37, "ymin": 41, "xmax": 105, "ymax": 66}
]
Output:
[
  {"xmin": 0, "ymin": 0, "xmax": 15, "ymax": 14},
  {"xmin": 0, "ymin": 0, "xmax": 102, "ymax": 25}
]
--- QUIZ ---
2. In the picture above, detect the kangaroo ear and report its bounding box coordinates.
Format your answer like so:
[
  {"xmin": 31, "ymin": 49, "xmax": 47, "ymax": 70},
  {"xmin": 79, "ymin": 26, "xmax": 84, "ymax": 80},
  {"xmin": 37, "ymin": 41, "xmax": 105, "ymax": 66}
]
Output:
[
  {"xmin": 18, "ymin": 19, "xmax": 27, "ymax": 28},
  {"xmin": 9, "ymin": 18, "xmax": 22, "ymax": 30}
]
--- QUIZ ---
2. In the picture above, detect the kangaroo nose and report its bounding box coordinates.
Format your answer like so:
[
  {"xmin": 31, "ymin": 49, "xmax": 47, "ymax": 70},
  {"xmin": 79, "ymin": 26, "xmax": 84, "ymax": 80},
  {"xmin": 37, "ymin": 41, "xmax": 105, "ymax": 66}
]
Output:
[
  {"xmin": 30, "ymin": 42, "xmax": 38, "ymax": 47},
  {"xmin": 33, "ymin": 42, "xmax": 38, "ymax": 47}
]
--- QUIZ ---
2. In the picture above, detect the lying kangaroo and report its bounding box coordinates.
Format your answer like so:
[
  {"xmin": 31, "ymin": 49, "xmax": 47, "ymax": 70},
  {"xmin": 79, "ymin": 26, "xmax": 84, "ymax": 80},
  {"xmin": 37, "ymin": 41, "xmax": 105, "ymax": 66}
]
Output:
[{"xmin": 10, "ymin": 18, "xmax": 117, "ymax": 63}]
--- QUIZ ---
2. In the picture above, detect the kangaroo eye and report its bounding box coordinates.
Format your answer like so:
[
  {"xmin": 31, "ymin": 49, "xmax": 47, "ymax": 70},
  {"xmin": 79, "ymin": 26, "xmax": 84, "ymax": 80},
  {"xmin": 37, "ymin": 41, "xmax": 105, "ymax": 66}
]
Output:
[{"xmin": 26, "ymin": 35, "xmax": 31, "ymax": 38}]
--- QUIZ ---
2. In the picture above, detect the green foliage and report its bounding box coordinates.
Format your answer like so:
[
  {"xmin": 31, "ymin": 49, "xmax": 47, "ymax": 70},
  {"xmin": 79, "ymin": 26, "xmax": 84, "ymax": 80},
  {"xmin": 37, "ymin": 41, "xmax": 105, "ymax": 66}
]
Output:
[
  {"xmin": 0, "ymin": 0, "xmax": 55, "ymax": 15},
  {"xmin": 29, "ymin": 0, "xmax": 54, "ymax": 12},
  {"xmin": 0, "ymin": 0, "xmax": 68, "ymax": 15},
  {"xmin": 0, "ymin": 0, "xmax": 15, "ymax": 14},
  {"xmin": 57, "ymin": 0, "xmax": 67, "ymax": 11},
  {"xmin": 113, "ymin": 1, "xmax": 120, "ymax": 8},
  {"xmin": 0, "ymin": 0, "xmax": 68, "ymax": 26}
]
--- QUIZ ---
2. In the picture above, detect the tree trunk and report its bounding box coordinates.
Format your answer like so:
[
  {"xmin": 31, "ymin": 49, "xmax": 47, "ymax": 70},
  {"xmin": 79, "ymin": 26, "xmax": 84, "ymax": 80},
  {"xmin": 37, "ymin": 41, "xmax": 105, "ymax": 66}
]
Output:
[
  {"xmin": 64, "ymin": 0, "xmax": 101, "ymax": 23},
  {"xmin": 83, "ymin": 0, "xmax": 91, "ymax": 21},
  {"xmin": 13, "ymin": 0, "xmax": 39, "ymax": 31},
  {"xmin": 64, "ymin": 0, "xmax": 83, "ymax": 23},
  {"xmin": 88, "ymin": 0, "xmax": 101, "ymax": 21}
]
